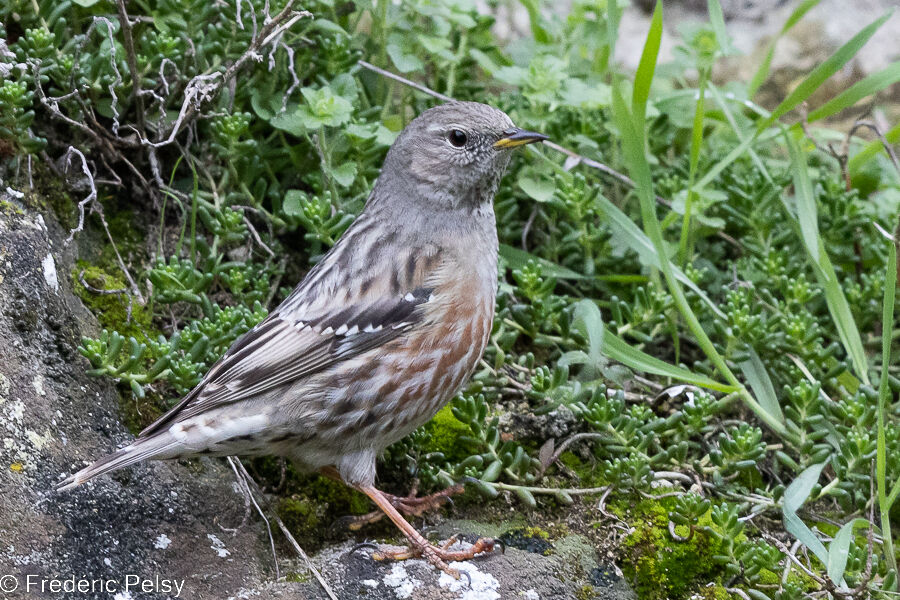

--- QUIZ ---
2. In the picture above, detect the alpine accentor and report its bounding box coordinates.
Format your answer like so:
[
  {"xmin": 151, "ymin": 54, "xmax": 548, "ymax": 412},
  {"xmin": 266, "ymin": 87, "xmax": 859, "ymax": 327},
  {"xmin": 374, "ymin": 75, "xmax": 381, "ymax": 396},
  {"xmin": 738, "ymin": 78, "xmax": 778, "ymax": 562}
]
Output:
[{"xmin": 59, "ymin": 101, "xmax": 547, "ymax": 577}]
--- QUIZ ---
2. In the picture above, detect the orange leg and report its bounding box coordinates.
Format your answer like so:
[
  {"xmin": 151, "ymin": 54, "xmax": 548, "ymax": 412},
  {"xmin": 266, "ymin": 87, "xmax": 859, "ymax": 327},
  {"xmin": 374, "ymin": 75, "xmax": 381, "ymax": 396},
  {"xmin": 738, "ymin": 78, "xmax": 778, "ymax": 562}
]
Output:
[
  {"xmin": 343, "ymin": 483, "xmax": 465, "ymax": 530},
  {"xmin": 356, "ymin": 484, "xmax": 496, "ymax": 579},
  {"xmin": 319, "ymin": 467, "xmax": 464, "ymax": 528}
]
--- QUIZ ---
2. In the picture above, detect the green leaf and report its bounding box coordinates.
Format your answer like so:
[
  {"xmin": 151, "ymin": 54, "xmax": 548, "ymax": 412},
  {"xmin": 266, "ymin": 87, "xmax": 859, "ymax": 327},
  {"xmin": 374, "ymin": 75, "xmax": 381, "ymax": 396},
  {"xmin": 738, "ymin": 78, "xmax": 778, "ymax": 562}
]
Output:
[
  {"xmin": 330, "ymin": 162, "xmax": 357, "ymax": 188},
  {"xmin": 482, "ymin": 460, "xmax": 503, "ymax": 483},
  {"xmin": 827, "ymin": 518, "xmax": 870, "ymax": 586},
  {"xmin": 269, "ymin": 109, "xmax": 306, "ymax": 136},
  {"xmin": 299, "ymin": 86, "xmax": 353, "ymax": 128},
  {"xmin": 515, "ymin": 487, "xmax": 537, "ymax": 508},
  {"xmin": 282, "ymin": 190, "xmax": 306, "ymax": 217},
  {"xmin": 706, "ymin": 0, "xmax": 736, "ymax": 56},
  {"xmin": 782, "ymin": 462, "xmax": 829, "ymax": 566},
  {"xmin": 788, "ymin": 134, "xmax": 821, "ymax": 263},
  {"xmin": 387, "ymin": 41, "xmax": 424, "ymax": 73},
  {"xmin": 632, "ymin": 1, "xmax": 663, "ymax": 127},
  {"xmin": 518, "ymin": 0, "xmax": 552, "ymax": 44},
  {"xmin": 517, "ymin": 174, "xmax": 555, "ymax": 202},
  {"xmin": 73, "ymin": 0, "xmax": 102, "ymax": 6},
  {"xmin": 877, "ymin": 224, "xmax": 900, "ymax": 579}
]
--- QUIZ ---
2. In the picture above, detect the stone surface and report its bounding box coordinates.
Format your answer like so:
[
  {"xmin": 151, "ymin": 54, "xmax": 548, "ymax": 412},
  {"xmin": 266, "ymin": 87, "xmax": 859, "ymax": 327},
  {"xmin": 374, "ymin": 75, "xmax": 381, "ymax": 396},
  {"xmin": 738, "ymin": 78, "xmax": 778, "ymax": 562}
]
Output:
[
  {"xmin": 0, "ymin": 190, "xmax": 301, "ymax": 600},
  {"xmin": 283, "ymin": 521, "xmax": 636, "ymax": 600},
  {"xmin": 0, "ymin": 190, "xmax": 632, "ymax": 599}
]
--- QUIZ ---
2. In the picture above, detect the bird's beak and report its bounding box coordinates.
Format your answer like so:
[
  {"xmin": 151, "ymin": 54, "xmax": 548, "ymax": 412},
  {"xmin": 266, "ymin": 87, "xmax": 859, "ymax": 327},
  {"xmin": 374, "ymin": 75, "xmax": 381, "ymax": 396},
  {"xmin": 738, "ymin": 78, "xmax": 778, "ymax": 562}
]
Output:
[{"xmin": 493, "ymin": 128, "xmax": 549, "ymax": 149}]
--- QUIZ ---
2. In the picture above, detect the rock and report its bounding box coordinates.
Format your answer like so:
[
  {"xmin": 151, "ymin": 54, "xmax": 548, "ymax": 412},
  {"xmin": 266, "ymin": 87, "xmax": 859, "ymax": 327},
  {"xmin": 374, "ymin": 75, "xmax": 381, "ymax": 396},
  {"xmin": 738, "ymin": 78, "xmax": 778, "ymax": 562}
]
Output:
[
  {"xmin": 0, "ymin": 189, "xmax": 301, "ymax": 600},
  {"xmin": 0, "ymin": 189, "xmax": 635, "ymax": 599},
  {"xmin": 283, "ymin": 520, "xmax": 636, "ymax": 600}
]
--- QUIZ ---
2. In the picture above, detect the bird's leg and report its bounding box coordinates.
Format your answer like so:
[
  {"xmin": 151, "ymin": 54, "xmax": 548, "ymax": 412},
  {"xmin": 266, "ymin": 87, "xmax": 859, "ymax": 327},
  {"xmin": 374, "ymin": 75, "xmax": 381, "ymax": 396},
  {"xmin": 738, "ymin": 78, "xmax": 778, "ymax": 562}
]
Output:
[
  {"xmin": 320, "ymin": 467, "xmax": 464, "ymax": 529},
  {"xmin": 356, "ymin": 484, "xmax": 496, "ymax": 579},
  {"xmin": 343, "ymin": 482, "xmax": 465, "ymax": 530}
]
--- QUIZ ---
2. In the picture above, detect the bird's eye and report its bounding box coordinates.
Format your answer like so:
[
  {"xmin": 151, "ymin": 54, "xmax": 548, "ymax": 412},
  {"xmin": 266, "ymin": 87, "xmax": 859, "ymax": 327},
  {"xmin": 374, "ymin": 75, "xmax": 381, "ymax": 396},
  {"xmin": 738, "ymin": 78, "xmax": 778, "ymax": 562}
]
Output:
[{"xmin": 448, "ymin": 129, "xmax": 468, "ymax": 148}]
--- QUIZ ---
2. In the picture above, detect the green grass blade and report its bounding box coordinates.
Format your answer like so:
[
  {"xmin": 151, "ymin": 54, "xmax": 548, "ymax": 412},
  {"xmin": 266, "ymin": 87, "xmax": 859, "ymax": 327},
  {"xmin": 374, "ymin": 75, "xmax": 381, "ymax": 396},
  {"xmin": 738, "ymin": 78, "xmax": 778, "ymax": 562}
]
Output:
[
  {"xmin": 605, "ymin": 0, "xmax": 621, "ymax": 61},
  {"xmin": 739, "ymin": 349, "xmax": 785, "ymax": 424},
  {"xmin": 594, "ymin": 194, "xmax": 726, "ymax": 319},
  {"xmin": 632, "ymin": 1, "xmax": 663, "ymax": 126},
  {"xmin": 696, "ymin": 127, "xmax": 781, "ymax": 192},
  {"xmin": 677, "ymin": 68, "xmax": 709, "ymax": 265},
  {"xmin": 876, "ymin": 223, "xmax": 898, "ymax": 582},
  {"xmin": 759, "ymin": 10, "xmax": 893, "ymax": 131},
  {"xmin": 783, "ymin": 461, "xmax": 830, "ymax": 565},
  {"xmin": 807, "ymin": 62, "xmax": 900, "ymax": 123},
  {"xmin": 573, "ymin": 300, "xmax": 736, "ymax": 393},
  {"xmin": 608, "ymin": 5, "xmax": 791, "ymax": 440},
  {"xmin": 786, "ymin": 133, "xmax": 870, "ymax": 384},
  {"xmin": 788, "ymin": 133, "xmax": 821, "ymax": 263},
  {"xmin": 827, "ymin": 517, "xmax": 870, "ymax": 585},
  {"xmin": 707, "ymin": 0, "xmax": 736, "ymax": 56},
  {"xmin": 603, "ymin": 328, "xmax": 737, "ymax": 393},
  {"xmin": 747, "ymin": 0, "xmax": 821, "ymax": 97}
]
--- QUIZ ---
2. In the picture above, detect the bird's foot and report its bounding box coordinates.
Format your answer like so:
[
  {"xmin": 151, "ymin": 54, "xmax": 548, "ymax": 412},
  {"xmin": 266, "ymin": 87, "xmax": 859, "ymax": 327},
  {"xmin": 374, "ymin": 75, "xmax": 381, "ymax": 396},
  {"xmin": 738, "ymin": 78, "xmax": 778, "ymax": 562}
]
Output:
[
  {"xmin": 369, "ymin": 535, "xmax": 497, "ymax": 579},
  {"xmin": 354, "ymin": 483, "xmax": 497, "ymax": 579},
  {"xmin": 342, "ymin": 482, "xmax": 465, "ymax": 531}
]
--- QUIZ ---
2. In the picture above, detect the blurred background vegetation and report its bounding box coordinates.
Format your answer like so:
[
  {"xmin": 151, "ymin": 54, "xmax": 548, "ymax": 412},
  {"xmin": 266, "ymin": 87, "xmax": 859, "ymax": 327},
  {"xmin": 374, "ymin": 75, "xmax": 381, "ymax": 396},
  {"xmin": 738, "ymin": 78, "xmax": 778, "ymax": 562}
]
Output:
[{"xmin": 2, "ymin": 0, "xmax": 900, "ymax": 597}]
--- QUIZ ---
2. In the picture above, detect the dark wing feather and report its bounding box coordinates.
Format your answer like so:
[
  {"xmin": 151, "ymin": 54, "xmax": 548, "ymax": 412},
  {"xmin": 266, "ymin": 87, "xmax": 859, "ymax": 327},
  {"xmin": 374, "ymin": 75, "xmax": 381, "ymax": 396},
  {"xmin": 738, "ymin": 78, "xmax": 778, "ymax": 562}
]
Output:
[{"xmin": 140, "ymin": 287, "xmax": 434, "ymax": 437}]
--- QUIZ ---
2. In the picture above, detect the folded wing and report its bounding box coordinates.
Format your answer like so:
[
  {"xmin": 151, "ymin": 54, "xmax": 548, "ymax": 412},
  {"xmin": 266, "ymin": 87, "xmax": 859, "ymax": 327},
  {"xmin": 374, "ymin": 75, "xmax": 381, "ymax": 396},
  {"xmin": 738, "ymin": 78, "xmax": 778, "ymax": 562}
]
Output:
[{"xmin": 140, "ymin": 286, "xmax": 434, "ymax": 437}]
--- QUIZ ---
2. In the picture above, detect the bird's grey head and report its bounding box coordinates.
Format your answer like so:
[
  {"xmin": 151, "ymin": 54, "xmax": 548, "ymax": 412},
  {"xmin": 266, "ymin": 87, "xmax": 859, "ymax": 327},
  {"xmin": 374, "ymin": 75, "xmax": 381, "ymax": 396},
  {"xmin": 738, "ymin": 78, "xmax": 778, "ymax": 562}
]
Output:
[{"xmin": 372, "ymin": 101, "xmax": 547, "ymax": 212}]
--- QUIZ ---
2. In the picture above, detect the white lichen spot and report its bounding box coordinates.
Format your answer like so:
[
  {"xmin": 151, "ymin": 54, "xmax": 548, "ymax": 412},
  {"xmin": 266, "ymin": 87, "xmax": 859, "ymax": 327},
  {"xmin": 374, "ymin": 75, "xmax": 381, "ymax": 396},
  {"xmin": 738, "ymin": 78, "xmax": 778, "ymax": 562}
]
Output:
[
  {"xmin": 0, "ymin": 373, "xmax": 9, "ymax": 403},
  {"xmin": 113, "ymin": 592, "xmax": 133, "ymax": 600},
  {"xmin": 207, "ymin": 534, "xmax": 230, "ymax": 558},
  {"xmin": 383, "ymin": 563, "xmax": 417, "ymax": 599},
  {"xmin": 438, "ymin": 559, "xmax": 500, "ymax": 600},
  {"xmin": 522, "ymin": 590, "xmax": 540, "ymax": 600},
  {"xmin": 8, "ymin": 400, "xmax": 24, "ymax": 423},
  {"xmin": 25, "ymin": 429, "xmax": 52, "ymax": 450},
  {"xmin": 104, "ymin": 558, "xmax": 112, "ymax": 567},
  {"xmin": 32, "ymin": 374, "xmax": 45, "ymax": 397},
  {"xmin": 154, "ymin": 534, "xmax": 172, "ymax": 549},
  {"xmin": 361, "ymin": 579, "xmax": 379, "ymax": 588},
  {"xmin": 42, "ymin": 252, "xmax": 58, "ymax": 291}
]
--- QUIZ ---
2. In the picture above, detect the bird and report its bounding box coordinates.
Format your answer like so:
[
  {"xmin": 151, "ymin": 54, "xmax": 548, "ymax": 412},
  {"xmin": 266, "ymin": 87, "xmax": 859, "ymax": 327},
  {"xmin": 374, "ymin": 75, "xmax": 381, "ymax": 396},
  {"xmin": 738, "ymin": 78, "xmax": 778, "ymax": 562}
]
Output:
[{"xmin": 58, "ymin": 101, "xmax": 548, "ymax": 577}]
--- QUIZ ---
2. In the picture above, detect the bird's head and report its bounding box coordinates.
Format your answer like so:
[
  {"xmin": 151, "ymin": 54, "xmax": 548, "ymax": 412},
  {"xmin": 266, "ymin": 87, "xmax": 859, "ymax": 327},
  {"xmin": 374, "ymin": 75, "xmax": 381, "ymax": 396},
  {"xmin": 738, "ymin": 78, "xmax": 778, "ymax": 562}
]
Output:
[{"xmin": 374, "ymin": 101, "xmax": 547, "ymax": 211}]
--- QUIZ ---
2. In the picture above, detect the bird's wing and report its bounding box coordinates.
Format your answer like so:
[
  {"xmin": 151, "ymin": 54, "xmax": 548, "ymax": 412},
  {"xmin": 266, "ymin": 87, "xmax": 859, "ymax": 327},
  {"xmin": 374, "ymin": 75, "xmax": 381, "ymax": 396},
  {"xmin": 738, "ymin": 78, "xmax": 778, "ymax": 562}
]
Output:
[{"xmin": 139, "ymin": 286, "xmax": 434, "ymax": 437}]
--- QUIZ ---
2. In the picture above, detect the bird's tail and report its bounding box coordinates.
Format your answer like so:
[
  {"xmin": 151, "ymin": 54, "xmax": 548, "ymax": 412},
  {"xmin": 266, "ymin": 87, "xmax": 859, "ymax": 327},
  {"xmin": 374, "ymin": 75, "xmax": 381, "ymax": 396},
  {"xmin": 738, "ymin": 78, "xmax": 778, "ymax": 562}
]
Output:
[{"xmin": 57, "ymin": 433, "xmax": 181, "ymax": 491}]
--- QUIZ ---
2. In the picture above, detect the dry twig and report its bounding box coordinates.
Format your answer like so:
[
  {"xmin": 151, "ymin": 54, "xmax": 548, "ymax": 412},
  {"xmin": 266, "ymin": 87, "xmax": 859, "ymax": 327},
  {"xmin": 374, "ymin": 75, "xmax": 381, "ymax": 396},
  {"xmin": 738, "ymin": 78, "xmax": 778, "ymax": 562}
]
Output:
[{"xmin": 228, "ymin": 457, "xmax": 338, "ymax": 600}]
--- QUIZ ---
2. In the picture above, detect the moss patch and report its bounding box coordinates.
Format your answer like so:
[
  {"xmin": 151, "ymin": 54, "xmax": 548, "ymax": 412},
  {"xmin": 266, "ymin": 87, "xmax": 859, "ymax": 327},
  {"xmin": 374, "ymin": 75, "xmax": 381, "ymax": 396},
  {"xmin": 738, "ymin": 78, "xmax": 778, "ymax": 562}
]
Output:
[
  {"xmin": 419, "ymin": 405, "xmax": 470, "ymax": 462},
  {"xmin": 262, "ymin": 464, "xmax": 375, "ymax": 551},
  {"xmin": 615, "ymin": 496, "xmax": 723, "ymax": 600},
  {"xmin": 72, "ymin": 262, "xmax": 154, "ymax": 341}
]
